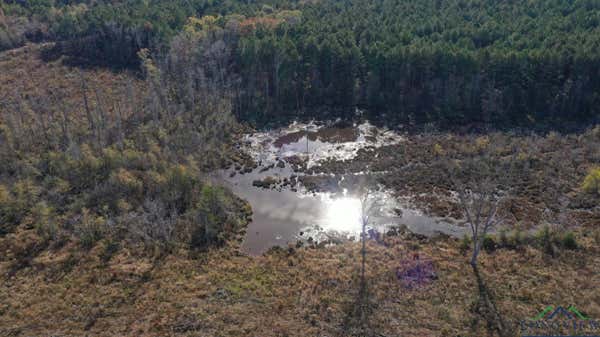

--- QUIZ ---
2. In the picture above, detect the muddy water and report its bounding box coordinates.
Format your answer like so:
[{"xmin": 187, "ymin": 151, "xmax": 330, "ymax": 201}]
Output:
[{"xmin": 216, "ymin": 121, "xmax": 466, "ymax": 255}]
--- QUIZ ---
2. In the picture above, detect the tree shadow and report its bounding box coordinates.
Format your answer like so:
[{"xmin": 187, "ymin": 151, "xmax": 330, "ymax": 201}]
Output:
[
  {"xmin": 39, "ymin": 39, "xmax": 143, "ymax": 74},
  {"xmin": 471, "ymin": 264, "xmax": 514, "ymax": 337},
  {"xmin": 339, "ymin": 274, "xmax": 378, "ymax": 337}
]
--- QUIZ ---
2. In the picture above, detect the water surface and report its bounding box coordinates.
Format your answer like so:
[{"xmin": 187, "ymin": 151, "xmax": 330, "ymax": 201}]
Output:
[{"xmin": 217, "ymin": 121, "xmax": 466, "ymax": 255}]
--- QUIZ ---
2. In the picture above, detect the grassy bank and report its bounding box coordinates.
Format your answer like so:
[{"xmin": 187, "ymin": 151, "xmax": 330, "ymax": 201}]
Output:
[{"xmin": 1, "ymin": 225, "xmax": 599, "ymax": 336}]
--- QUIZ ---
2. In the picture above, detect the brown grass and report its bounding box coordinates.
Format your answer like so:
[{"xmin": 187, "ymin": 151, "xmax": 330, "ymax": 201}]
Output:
[
  {"xmin": 1, "ymin": 43, "xmax": 599, "ymax": 337},
  {"xmin": 0, "ymin": 43, "xmax": 145, "ymax": 134},
  {"xmin": 1, "ymin": 227, "xmax": 598, "ymax": 336}
]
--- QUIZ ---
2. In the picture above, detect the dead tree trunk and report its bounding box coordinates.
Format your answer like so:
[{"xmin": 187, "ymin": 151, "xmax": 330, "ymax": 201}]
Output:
[{"xmin": 79, "ymin": 72, "xmax": 95, "ymax": 137}]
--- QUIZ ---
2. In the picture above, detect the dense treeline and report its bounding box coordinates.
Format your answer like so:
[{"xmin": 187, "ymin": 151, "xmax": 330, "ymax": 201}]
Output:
[
  {"xmin": 233, "ymin": 0, "xmax": 600, "ymax": 126},
  {"xmin": 3, "ymin": 0, "xmax": 600, "ymax": 125},
  {"xmin": 1, "ymin": 0, "xmax": 298, "ymax": 65}
]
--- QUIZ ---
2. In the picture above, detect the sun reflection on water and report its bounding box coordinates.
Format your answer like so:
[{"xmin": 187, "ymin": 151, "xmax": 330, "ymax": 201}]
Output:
[{"xmin": 322, "ymin": 196, "xmax": 363, "ymax": 233}]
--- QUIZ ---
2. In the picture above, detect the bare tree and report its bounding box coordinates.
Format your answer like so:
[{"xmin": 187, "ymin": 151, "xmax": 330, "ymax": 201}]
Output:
[
  {"xmin": 341, "ymin": 181, "xmax": 383, "ymax": 337},
  {"xmin": 456, "ymin": 178, "xmax": 504, "ymax": 268},
  {"xmin": 451, "ymin": 158, "xmax": 513, "ymax": 337},
  {"xmin": 79, "ymin": 72, "xmax": 95, "ymax": 136},
  {"xmin": 359, "ymin": 189, "xmax": 382, "ymax": 287},
  {"xmin": 123, "ymin": 199, "xmax": 178, "ymax": 255},
  {"xmin": 114, "ymin": 98, "xmax": 125, "ymax": 150},
  {"xmin": 93, "ymin": 86, "xmax": 109, "ymax": 147}
]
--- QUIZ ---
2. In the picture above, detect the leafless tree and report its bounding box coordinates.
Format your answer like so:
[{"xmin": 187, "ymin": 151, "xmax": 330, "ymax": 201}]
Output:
[
  {"xmin": 79, "ymin": 71, "xmax": 95, "ymax": 137},
  {"xmin": 358, "ymin": 189, "xmax": 382, "ymax": 286},
  {"xmin": 455, "ymin": 178, "xmax": 504, "ymax": 268},
  {"xmin": 123, "ymin": 199, "xmax": 178, "ymax": 255},
  {"xmin": 450, "ymin": 158, "xmax": 513, "ymax": 337},
  {"xmin": 49, "ymin": 89, "xmax": 72, "ymax": 150},
  {"xmin": 341, "ymin": 180, "xmax": 384, "ymax": 337}
]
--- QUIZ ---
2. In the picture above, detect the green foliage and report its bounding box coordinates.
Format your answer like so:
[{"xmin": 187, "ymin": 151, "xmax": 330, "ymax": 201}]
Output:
[
  {"xmin": 561, "ymin": 232, "xmax": 578, "ymax": 250},
  {"xmin": 498, "ymin": 229, "xmax": 508, "ymax": 248},
  {"xmin": 0, "ymin": 18, "xmax": 242, "ymax": 254},
  {"xmin": 230, "ymin": 0, "xmax": 600, "ymax": 126},
  {"xmin": 535, "ymin": 226, "xmax": 578, "ymax": 255},
  {"xmin": 0, "ymin": 131, "xmax": 242, "ymax": 250},
  {"xmin": 0, "ymin": 179, "xmax": 42, "ymax": 235},
  {"xmin": 508, "ymin": 229, "xmax": 526, "ymax": 249},
  {"xmin": 190, "ymin": 185, "xmax": 236, "ymax": 250},
  {"xmin": 76, "ymin": 208, "xmax": 105, "ymax": 249},
  {"xmin": 582, "ymin": 167, "xmax": 600, "ymax": 195},
  {"xmin": 0, "ymin": 184, "xmax": 14, "ymax": 235},
  {"xmin": 482, "ymin": 235, "xmax": 496, "ymax": 253},
  {"xmin": 537, "ymin": 226, "xmax": 556, "ymax": 256},
  {"xmin": 32, "ymin": 201, "xmax": 58, "ymax": 241},
  {"xmin": 6, "ymin": 0, "xmax": 600, "ymax": 125},
  {"xmin": 459, "ymin": 234, "xmax": 470, "ymax": 255}
]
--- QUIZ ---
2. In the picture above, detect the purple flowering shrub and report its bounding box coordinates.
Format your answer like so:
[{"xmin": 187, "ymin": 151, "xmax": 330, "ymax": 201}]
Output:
[{"xmin": 396, "ymin": 254, "xmax": 437, "ymax": 289}]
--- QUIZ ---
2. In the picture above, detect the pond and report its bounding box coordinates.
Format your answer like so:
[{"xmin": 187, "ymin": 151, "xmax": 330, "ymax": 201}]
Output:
[{"xmin": 215, "ymin": 121, "xmax": 466, "ymax": 255}]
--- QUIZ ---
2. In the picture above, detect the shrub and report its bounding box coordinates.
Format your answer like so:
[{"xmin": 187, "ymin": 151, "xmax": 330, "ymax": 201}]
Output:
[
  {"xmin": 582, "ymin": 167, "xmax": 600, "ymax": 195},
  {"xmin": 123, "ymin": 199, "xmax": 177, "ymax": 254},
  {"xmin": 498, "ymin": 229, "xmax": 509, "ymax": 247},
  {"xmin": 508, "ymin": 229, "xmax": 525, "ymax": 249},
  {"xmin": 459, "ymin": 234, "xmax": 471, "ymax": 255},
  {"xmin": 75, "ymin": 209, "xmax": 105, "ymax": 249},
  {"xmin": 1, "ymin": 179, "xmax": 41, "ymax": 234},
  {"xmin": 396, "ymin": 257, "xmax": 436, "ymax": 289},
  {"xmin": 161, "ymin": 164, "xmax": 201, "ymax": 214},
  {"xmin": 537, "ymin": 226, "xmax": 556, "ymax": 256},
  {"xmin": 0, "ymin": 184, "xmax": 14, "ymax": 235},
  {"xmin": 109, "ymin": 168, "xmax": 143, "ymax": 197},
  {"xmin": 535, "ymin": 227, "xmax": 578, "ymax": 254},
  {"xmin": 0, "ymin": 184, "xmax": 8, "ymax": 204},
  {"xmin": 482, "ymin": 235, "xmax": 496, "ymax": 252},
  {"xmin": 561, "ymin": 232, "xmax": 577, "ymax": 250},
  {"xmin": 190, "ymin": 185, "xmax": 234, "ymax": 250},
  {"xmin": 32, "ymin": 201, "xmax": 57, "ymax": 241}
]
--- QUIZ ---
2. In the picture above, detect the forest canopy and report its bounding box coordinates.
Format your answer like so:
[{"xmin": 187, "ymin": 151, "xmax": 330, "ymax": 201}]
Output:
[{"xmin": 2, "ymin": 0, "xmax": 600, "ymax": 126}]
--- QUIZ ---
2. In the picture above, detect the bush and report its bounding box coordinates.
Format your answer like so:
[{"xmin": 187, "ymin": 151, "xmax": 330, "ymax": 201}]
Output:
[
  {"xmin": 75, "ymin": 209, "xmax": 105, "ymax": 249},
  {"xmin": 190, "ymin": 185, "xmax": 235, "ymax": 250},
  {"xmin": 32, "ymin": 201, "xmax": 57, "ymax": 241},
  {"xmin": 0, "ymin": 184, "xmax": 12, "ymax": 234},
  {"xmin": 535, "ymin": 227, "xmax": 578, "ymax": 254},
  {"xmin": 122, "ymin": 199, "xmax": 177, "ymax": 254},
  {"xmin": 459, "ymin": 234, "xmax": 471, "ymax": 255},
  {"xmin": 537, "ymin": 226, "xmax": 556, "ymax": 256},
  {"xmin": 561, "ymin": 232, "xmax": 577, "ymax": 250},
  {"xmin": 0, "ymin": 179, "xmax": 41, "ymax": 235},
  {"xmin": 508, "ymin": 229, "xmax": 526, "ymax": 249},
  {"xmin": 582, "ymin": 167, "xmax": 600, "ymax": 195},
  {"xmin": 482, "ymin": 235, "xmax": 496, "ymax": 252},
  {"xmin": 498, "ymin": 229, "xmax": 509, "ymax": 247}
]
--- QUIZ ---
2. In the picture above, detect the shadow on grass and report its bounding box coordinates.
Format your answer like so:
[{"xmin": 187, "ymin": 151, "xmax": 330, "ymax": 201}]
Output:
[
  {"xmin": 340, "ymin": 276, "xmax": 377, "ymax": 337},
  {"xmin": 472, "ymin": 264, "xmax": 514, "ymax": 337}
]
